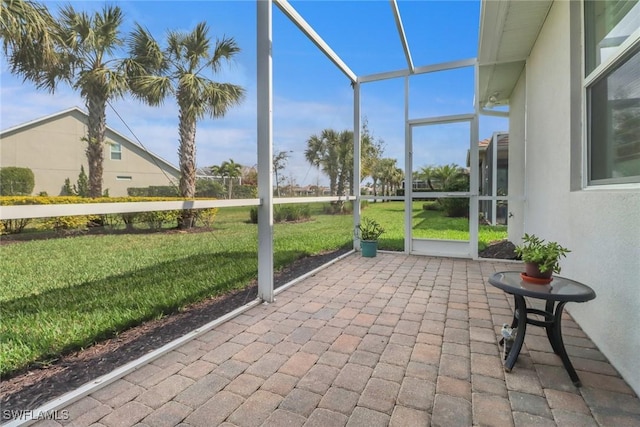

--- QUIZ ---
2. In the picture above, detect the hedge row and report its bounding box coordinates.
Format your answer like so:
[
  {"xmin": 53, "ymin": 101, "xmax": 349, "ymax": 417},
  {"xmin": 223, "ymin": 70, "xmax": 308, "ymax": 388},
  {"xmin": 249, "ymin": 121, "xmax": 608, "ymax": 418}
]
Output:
[{"xmin": 0, "ymin": 196, "xmax": 218, "ymax": 235}]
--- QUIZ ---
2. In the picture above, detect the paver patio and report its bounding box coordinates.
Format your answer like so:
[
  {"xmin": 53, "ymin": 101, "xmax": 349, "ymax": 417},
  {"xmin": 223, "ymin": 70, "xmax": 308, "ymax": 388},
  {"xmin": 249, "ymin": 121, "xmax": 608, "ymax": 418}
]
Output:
[{"xmin": 26, "ymin": 253, "xmax": 640, "ymax": 426}]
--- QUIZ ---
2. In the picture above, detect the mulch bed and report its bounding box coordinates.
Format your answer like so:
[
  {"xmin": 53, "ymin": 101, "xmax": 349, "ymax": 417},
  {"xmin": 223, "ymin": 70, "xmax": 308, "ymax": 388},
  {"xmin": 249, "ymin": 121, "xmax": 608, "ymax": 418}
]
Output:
[
  {"xmin": 0, "ymin": 247, "xmax": 351, "ymax": 416},
  {"xmin": 478, "ymin": 239, "xmax": 518, "ymax": 260}
]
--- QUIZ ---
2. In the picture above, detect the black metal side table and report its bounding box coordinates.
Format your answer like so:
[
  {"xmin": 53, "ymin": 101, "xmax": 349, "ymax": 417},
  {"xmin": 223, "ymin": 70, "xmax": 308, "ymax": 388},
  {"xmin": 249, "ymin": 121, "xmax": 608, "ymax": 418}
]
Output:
[{"xmin": 488, "ymin": 271, "xmax": 596, "ymax": 386}]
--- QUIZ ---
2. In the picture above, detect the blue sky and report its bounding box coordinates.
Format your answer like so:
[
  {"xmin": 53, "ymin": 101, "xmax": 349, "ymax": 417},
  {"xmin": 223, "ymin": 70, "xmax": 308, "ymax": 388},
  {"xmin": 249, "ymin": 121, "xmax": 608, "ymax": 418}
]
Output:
[{"xmin": 0, "ymin": 0, "xmax": 507, "ymax": 187}]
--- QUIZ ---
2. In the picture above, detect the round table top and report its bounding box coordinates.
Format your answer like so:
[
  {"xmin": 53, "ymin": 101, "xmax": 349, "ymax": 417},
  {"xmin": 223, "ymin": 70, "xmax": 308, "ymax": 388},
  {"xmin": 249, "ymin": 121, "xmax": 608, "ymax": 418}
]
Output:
[{"xmin": 488, "ymin": 271, "xmax": 596, "ymax": 302}]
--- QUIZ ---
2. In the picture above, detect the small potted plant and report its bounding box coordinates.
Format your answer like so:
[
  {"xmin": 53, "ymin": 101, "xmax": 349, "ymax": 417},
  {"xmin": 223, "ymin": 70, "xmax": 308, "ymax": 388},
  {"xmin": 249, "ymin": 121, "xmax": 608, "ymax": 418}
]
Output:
[
  {"xmin": 355, "ymin": 217, "xmax": 385, "ymax": 257},
  {"xmin": 515, "ymin": 233, "xmax": 570, "ymax": 283}
]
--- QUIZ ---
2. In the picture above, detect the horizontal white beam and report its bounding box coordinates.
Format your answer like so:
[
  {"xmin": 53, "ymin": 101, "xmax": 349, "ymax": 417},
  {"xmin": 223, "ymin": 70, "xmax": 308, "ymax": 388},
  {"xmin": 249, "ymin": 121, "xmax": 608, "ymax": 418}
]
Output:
[
  {"xmin": 478, "ymin": 57, "xmax": 527, "ymax": 66},
  {"xmin": 479, "ymin": 107, "xmax": 509, "ymax": 117},
  {"xmin": 359, "ymin": 58, "xmax": 478, "ymax": 84},
  {"xmin": 274, "ymin": 0, "xmax": 357, "ymax": 83},
  {"xmin": 360, "ymin": 195, "xmax": 405, "ymax": 202},
  {"xmin": 408, "ymin": 113, "xmax": 474, "ymax": 126},
  {"xmin": 414, "ymin": 58, "xmax": 476, "ymax": 74},
  {"xmin": 359, "ymin": 68, "xmax": 409, "ymax": 83},
  {"xmin": 411, "ymin": 192, "xmax": 472, "ymax": 198},
  {"xmin": 0, "ymin": 199, "xmax": 261, "ymax": 220},
  {"xmin": 273, "ymin": 196, "xmax": 354, "ymax": 205}
]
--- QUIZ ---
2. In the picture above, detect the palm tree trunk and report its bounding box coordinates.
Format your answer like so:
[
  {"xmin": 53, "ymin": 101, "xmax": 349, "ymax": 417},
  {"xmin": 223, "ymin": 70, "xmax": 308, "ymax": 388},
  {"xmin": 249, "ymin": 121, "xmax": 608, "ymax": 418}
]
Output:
[
  {"xmin": 178, "ymin": 105, "xmax": 197, "ymax": 229},
  {"xmin": 86, "ymin": 95, "xmax": 106, "ymax": 198}
]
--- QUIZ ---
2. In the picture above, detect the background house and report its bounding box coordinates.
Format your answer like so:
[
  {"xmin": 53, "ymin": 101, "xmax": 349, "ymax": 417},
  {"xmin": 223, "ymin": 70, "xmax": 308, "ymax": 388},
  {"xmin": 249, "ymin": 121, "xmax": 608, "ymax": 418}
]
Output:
[
  {"xmin": 477, "ymin": 132, "xmax": 509, "ymax": 225},
  {"xmin": 479, "ymin": 0, "xmax": 640, "ymax": 395},
  {"xmin": 0, "ymin": 107, "xmax": 180, "ymax": 197}
]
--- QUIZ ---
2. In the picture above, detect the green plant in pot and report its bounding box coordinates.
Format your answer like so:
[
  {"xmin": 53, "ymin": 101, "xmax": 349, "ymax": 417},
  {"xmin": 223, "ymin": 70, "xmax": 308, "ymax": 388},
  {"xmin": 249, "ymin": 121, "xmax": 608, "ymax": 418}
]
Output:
[
  {"xmin": 515, "ymin": 233, "xmax": 570, "ymax": 283},
  {"xmin": 355, "ymin": 217, "xmax": 385, "ymax": 257}
]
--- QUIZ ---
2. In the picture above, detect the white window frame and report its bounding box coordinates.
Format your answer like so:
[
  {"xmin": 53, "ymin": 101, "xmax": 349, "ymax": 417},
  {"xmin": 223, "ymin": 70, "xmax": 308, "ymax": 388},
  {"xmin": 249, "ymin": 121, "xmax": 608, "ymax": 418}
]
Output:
[
  {"xmin": 110, "ymin": 142, "xmax": 122, "ymax": 161},
  {"xmin": 583, "ymin": 2, "xmax": 640, "ymax": 187}
]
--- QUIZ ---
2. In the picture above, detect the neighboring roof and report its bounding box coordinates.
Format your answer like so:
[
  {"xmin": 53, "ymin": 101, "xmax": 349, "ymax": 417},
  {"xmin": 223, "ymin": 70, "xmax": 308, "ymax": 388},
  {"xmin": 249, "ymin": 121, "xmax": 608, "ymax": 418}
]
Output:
[
  {"xmin": 478, "ymin": 0, "xmax": 553, "ymax": 107},
  {"xmin": 0, "ymin": 106, "xmax": 180, "ymax": 174},
  {"xmin": 479, "ymin": 133, "xmax": 509, "ymax": 150}
]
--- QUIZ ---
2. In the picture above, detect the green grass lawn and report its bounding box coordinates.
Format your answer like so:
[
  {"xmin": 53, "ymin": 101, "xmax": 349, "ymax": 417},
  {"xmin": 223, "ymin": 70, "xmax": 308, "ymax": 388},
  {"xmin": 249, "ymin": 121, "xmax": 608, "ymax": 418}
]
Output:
[{"xmin": 0, "ymin": 201, "xmax": 505, "ymax": 376}]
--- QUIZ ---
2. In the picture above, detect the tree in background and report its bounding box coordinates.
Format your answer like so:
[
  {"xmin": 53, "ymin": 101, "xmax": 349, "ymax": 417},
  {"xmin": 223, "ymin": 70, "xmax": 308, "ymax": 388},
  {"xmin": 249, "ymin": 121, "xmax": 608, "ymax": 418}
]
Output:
[
  {"xmin": 74, "ymin": 165, "xmax": 89, "ymax": 197},
  {"xmin": 125, "ymin": 22, "xmax": 245, "ymax": 227},
  {"xmin": 416, "ymin": 163, "xmax": 469, "ymax": 217},
  {"xmin": 210, "ymin": 159, "xmax": 242, "ymax": 199},
  {"xmin": 195, "ymin": 178, "xmax": 225, "ymax": 198},
  {"xmin": 3, "ymin": 3, "xmax": 128, "ymax": 197},
  {"xmin": 0, "ymin": 166, "xmax": 35, "ymax": 195},
  {"xmin": 375, "ymin": 158, "xmax": 403, "ymax": 199},
  {"xmin": 220, "ymin": 159, "xmax": 242, "ymax": 199},
  {"xmin": 241, "ymin": 166, "xmax": 257, "ymax": 187},
  {"xmin": 305, "ymin": 129, "xmax": 340, "ymax": 196},
  {"xmin": 305, "ymin": 124, "xmax": 381, "ymax": 197},
  {"xmin": 360, "ymin": 118, "xmax": 384, "ymax": 186},
  {"xmin": 273, "ymin": 150, "xmax": 290, "ymax": 197}
]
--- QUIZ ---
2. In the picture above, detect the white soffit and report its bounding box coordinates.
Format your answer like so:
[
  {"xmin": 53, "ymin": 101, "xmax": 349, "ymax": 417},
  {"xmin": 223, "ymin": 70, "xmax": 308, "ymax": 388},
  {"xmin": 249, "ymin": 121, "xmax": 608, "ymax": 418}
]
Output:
[{"xmin": 478, "ymin": 0, "xmax": 553, "ymax": 106}]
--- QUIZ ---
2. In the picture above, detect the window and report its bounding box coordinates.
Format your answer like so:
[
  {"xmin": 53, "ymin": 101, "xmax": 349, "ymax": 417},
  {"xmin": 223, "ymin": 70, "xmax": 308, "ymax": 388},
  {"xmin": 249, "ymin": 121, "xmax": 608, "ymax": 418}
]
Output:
[
  {"xmin": 116, "ymin": 176, "xmax": 132, "ymax": 181},
  {"xmin": 110, "ymin": 142, "xmax": 122, "ymax": 160},
  {"xmin": 585, "ymin": 1, "xmax": 640, "ymax": 185}
]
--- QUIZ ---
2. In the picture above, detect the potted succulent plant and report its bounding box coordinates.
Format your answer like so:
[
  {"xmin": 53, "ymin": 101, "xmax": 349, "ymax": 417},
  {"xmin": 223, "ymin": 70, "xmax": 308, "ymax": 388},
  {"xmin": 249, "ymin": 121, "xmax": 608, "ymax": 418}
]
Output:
[
  {"xmin": 355, "ymin": 217, "xmax": 385, "ymax": 257},
  {"xmin": 515, "ymin": 233, "xmax": 570, "ymax": 283}
]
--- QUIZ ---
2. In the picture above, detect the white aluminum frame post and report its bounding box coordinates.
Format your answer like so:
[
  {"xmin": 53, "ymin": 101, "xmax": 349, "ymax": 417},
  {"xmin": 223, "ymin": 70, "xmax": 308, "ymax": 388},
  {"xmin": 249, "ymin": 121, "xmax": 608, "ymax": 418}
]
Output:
[{"xmin": 257, "ymin": 0, "xmax": 274, "ymax": 303}]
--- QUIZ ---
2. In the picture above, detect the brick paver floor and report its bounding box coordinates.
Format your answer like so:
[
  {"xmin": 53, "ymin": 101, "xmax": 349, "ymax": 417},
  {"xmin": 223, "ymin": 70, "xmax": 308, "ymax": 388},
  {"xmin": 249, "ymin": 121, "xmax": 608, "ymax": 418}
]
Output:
[{"xmin": 24, "ymin": 253, "xmax": 640, "ymax": 426}]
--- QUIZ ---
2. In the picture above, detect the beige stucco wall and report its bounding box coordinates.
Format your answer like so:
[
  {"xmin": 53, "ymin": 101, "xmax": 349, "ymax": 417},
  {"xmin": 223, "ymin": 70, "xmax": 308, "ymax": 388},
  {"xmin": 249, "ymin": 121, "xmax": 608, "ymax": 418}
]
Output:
[
  {"xmin": 518, "ymin": 1, "xmax": 640, "ymax": 394},
  {"xmin": 0, "ymin": 109, "xmax": 179, "ymax": 196},
  {"xmin": 507, "ymin": 70, "xmax": 526, "ymax": 245}
]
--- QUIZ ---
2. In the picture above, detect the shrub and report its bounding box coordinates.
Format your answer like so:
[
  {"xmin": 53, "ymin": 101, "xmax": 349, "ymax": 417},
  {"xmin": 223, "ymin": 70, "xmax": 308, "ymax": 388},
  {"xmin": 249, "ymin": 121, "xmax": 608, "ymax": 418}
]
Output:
[
  {"xmin": 0, "ymin": 167, "xmax": 35, "ymax": 196},
  {"xmin": 0, "ymin": 195, "xmax": 219, "ymax": 233},
  {"xmin": 74, "ymin": 166, "xmax": 89, "ymax": 197},
  {"xmin": 122, "ymin": 213, "xmax": 137, "ymax": 230},
  {"xmin": 440, "ymin": 179, "xmax": 469, "ymax": 217},
  {"xmin": 128, "ymin": 186, "xmax": 179, "ymax": 197},
  {"xmin": 422, "ymin": 201, "xmax": 441, "ymax": 211},
  {"xmin": 195, "ymin": 208, "xmax": 218, "ymax": 228},
  {"xmin": 249, "ymin": 205, "xmax": 311, "ymax": 224},
  {"xmin": 41, "ymin": 215, "xmax": 98, "ymax": 234},
  {"xmin": 138, "ymin": 210, "xmax": 180, "ymax": 230},
  {"xmin": 323, "ymin": 200, "xmax": 353, "ymax": 215},
  {"xmin": 102, "ymin": 214, "xmax": 124, "ymax": 230},
  {"xmin": 195, "ymin": 179, "xmax": 225, "ymax": 198},
  {"xmin": 232, "ymin": 185, "xmax": 257, "ymax": 199},
  {"xmin": 0, "ymin": 218, "xmax": 31, "ymax": 234},
  {"xmin": 275, "ymin": 205, "xmax": 311, "ymax": 222},
  {"xmin": 62, "ymin": 178, "xmax": 75, "ymax": 196}
]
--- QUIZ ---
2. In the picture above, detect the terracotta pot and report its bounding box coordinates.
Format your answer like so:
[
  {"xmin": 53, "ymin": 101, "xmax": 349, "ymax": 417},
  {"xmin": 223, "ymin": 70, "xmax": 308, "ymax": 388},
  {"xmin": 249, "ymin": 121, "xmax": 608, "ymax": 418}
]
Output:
[{"xmin": 524, "ymin": 262, "xmax": 553, "ymax": 280}]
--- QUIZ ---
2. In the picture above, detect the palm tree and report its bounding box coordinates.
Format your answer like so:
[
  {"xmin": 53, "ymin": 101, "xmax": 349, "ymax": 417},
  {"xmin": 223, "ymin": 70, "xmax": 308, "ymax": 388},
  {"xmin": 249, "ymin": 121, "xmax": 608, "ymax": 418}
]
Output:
[
  {"xmin": 419, "ymin": 165, "xmax": 437, "ymax": 190},
  {"xmin": 305, "ymin": 129, "xmax": 340, "ymax": 196},
  {"xmin": 433, "ymin": 163, "xmax": 467, "ymax": 190},
  {"xmin": 3, "ymin": 3, "xmax": 128, "ymax": 197},
  {"xmin": 220, "ymin": 159, "xmax": 241, "ymax": 199},
  {"xmin": 209, "ymin": 163, "xmax": 225, "ymax": 196},
  {"xmin": 125, "ymin": 22, "xmax": 245, "ymax": 227},
  {"xmin": 1, "ymin": 0, "xmax": 58, "ymax": 73},
  {"xmin": 376, "ymin": 158, "xmax": 403, "ymax": 200}
]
